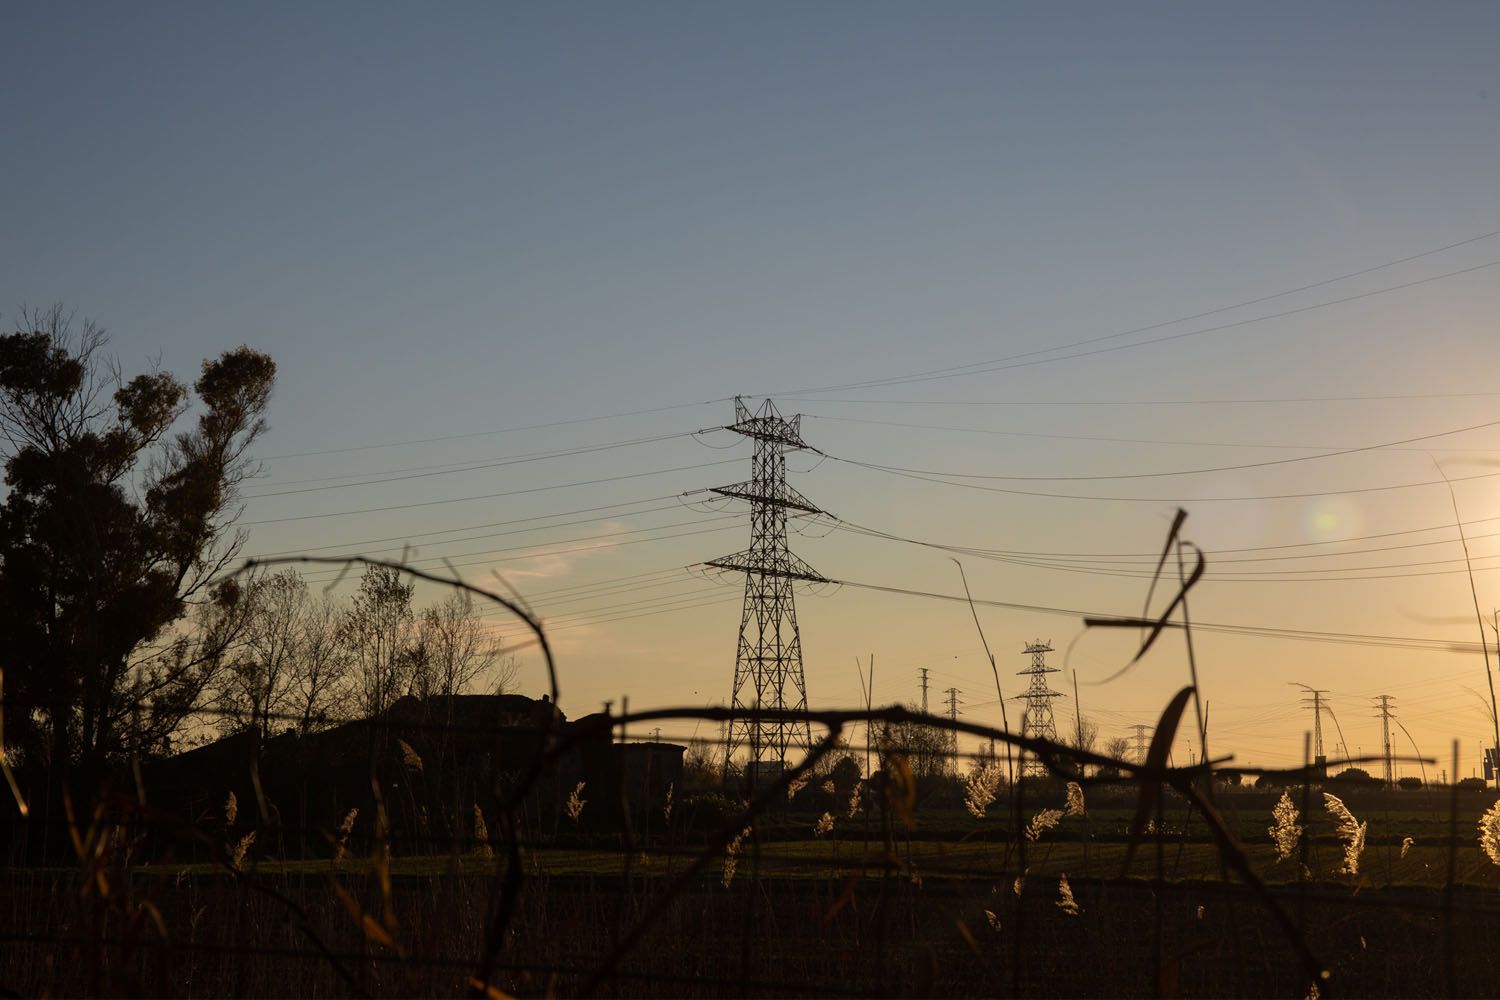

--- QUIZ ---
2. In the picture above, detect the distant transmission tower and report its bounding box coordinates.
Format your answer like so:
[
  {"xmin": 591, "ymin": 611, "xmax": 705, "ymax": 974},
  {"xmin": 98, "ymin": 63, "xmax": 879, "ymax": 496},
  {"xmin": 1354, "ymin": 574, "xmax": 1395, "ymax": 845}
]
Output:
[
  {"xmin": 919, "ymin": 667, "xmax": 930, "ymax": 715},
  {"xmin": 944, "ymin": 686, "xmax": 961, "ymax": 775},
  {"xmin": 710, "ymin": 397, "xmax": 828, "ymax": 785},
  {"xmin": 1133, "ymin": 725, "xmax": 1152, "ymax": 764},
  {"xmin": 1292, "ymin": 684, "xmax": 1330, "ymax": 778},
  {"xmin": 1374, "ymin": 695, "xmax": 1396, "ymax": 788},
  {"xmin": 1014, "ymin": 641, "xmax": 1063, "ymax": 778}
]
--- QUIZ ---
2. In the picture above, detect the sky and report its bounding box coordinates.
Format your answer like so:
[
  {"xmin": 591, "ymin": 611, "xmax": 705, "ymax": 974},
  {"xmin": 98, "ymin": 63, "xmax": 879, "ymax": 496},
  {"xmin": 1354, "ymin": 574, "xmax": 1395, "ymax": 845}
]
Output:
[{"xmin": 4, "ymin": 1, "xmax": 1500, "ymax": 777}]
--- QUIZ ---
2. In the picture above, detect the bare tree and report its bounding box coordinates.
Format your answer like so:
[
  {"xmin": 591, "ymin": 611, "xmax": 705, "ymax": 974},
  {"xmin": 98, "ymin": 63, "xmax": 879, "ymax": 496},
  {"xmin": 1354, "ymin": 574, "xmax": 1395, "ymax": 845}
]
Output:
[
  {"xmin": 1097, "ymin": 736, "xmax": 1133, "ymax": 780},
  {"xmin": 1071, "ymin": 716, "xmax": 1100, "ymax": 756},
  {"xmin": 877, "ymin": 715, "xmax": 952, "ymax": 781},
  {"xmin": 410, "ymin": 592, "xmax": 497, "ymax": 701},
  {"xmin": 1068, "ymin": 714, "xmax": 1100, "ymax": 777},
  {"xmin": 212, "ymin": 569, "xmax": 306, "ymax": 739},
  {"xmin": 682, "ymin": 739, "xmax": 723, "ymax": 790},
  {"xmin": 209, "ymin": 570, "xmax": 353, "ymax": 738},
  {"xmin": 290, "ymin": 592, "xmax": 351, "ymax": 735},
  {"xmin": 345, "ymin": 565, "xmax": 416, "ymax": 718}
]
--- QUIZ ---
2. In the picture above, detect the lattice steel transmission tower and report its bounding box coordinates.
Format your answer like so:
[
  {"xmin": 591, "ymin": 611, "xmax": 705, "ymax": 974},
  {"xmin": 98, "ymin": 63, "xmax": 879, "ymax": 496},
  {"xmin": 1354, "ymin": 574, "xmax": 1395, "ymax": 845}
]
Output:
[
  {"xmin": 709, "ymin": 397, "xmax": 828, "ymax": 783},
  {"xmin": 1374, "ymin": 695, "xmax": 1396, "ymax": 789},
  {"xmin": 1014, "ymin": 640, "xmax": 1064, "ymax": 778},
  {"xmin": 1132, "ymin": 725, "xmax": 1152, "ymax": 764},
  {"xmin": 944, "ymin": 686, "xmax": 962, "ymax": 775},
  {"xmin": 1292, "ymin": 683, "xmax": 1330, "ymax": 778}
]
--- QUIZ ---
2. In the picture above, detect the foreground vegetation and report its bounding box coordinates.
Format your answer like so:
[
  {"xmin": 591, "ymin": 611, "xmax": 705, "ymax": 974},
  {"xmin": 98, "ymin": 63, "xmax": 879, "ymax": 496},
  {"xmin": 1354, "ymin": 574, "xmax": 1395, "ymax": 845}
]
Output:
[{"xmin": 6, "ymin": 782, "xmax": 1500, "ymax": 997}]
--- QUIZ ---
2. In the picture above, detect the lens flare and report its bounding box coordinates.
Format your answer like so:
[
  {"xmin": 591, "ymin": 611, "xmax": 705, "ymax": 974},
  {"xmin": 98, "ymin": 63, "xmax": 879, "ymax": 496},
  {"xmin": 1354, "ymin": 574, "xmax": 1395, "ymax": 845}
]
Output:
[{"xmin": 1303, "ymin": 496, "xmax": 1363, "ymax": 542}]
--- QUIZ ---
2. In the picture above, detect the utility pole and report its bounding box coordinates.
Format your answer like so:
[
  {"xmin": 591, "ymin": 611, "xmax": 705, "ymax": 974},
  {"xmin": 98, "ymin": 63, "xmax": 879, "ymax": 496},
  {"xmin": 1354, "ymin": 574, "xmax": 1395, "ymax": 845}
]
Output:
[
  {"xmin": 709, "ymin": 397, "xmax": 828, "ymax": 788},
  {"xmin": 1013, "ymin": 641, "xmax": 1064, "ymax": 779},
  {"xmin": 1133, "ymin": 724, "xmax": 1152, "ymax": 764},
  {"xmin": 1374, "ymin": 695, "xmax": 1396, "ymax": 789}
]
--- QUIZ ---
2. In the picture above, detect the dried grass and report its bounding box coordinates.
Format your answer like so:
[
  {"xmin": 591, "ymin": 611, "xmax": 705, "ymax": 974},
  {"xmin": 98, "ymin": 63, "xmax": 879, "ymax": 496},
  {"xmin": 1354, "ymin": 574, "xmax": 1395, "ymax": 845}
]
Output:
[
  {"xmin": 1323, "ymin": 793, "xmax": 1367, "ymax": 876},
  {"xmin": 1269, "ymin": 791, "xmax": 1302, "ymax": 863}
]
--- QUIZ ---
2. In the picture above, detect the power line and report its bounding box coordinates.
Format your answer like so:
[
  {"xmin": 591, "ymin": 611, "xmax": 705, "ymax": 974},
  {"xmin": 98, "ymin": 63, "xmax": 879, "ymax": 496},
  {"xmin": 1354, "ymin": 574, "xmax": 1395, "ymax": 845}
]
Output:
[
  {"xmin": 254, "ymin": 514, "xmax": 736, "ymax": 572},
  {"xmin": 514, "ymin": 566, "xmax": 690, "ymax": 601},
  {"xmin": 820, "ymin": 413, "xmax": 1500, "ymax": 483},
  {"xmin": 491, "ymin": 590, "xmax": 743, "ymax": 645},
  {"xmin": 832, "ymin": 452, "xmax": 1500, "ymax": 503},
  {"xmin": 527, "ymin": 583, "xmax": 731, "ymax": 623},
  {"xmin": 921, "ymin": 549, "xmax": 1500, "ymax": 586},
  {"xmin": 293, "ymin": 521, "xmax": 740, "ymax": 583},
  {"xmin": 255, "ymin": 225, "xmax": 1500, "ymax": 462},
  {"xmin": 918, "ymin": 539, "xmax": 1500, "ymax": 585},
  {"xmin": 253, "ymin": 430, "xmax": 717, "ymax": 492},
  {"xmin": 775, "ymin": 251, "xmax": 1500, "ymax": 396},
  {"xmin": 261, "ymin": 398, "xmax": 730, "ymax": 460},
  {"xmin": 247, "ymin": 430, "xmax": 715, "ymax": 498},
  {"xmin": 830, "ymin": 510, "xmax": 1500, "ymax": 563},
  {"xmin": 240, "ymin": 457, "xmax": 743, "ymax": 525},
  {"xmin": 813, "ymin": 575, "xmax": 1488, "ymax": 654},
  {"xmin": 805, "ymin": 412, "xmax": 1500, "ymax": 454},
  {"xmin": 240, "ymin": 494, "xmax": 687, "ymax": 563},
  {"xmin": 794, "ymin": 390, "xmax": 1500, "ymax": 407}
]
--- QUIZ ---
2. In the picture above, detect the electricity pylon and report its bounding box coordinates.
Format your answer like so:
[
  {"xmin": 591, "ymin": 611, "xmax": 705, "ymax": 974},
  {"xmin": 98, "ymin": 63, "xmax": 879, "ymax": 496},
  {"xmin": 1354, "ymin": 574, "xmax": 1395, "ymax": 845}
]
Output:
[
  {"xmin": 709, "ymin": 397, "xmax": 828, "ymax": 786},
  {"xmin": 1291, "ymin": 683, "xmax": 1330, "ymax": 778},
  {"xmin": 1013, "ymin": 640, "xmax": 1063, "ymax": 778},
  {"xmin": 944, "ymin": 686, "xmax": 961, "ymax": 775},
  {"xmin": 1133, "ymin": 724, "xmax": 1152, "ymax": 764},
  {"xmin": 1374, "ymin": 695, "xmax": 1395, "ymax": 789}
]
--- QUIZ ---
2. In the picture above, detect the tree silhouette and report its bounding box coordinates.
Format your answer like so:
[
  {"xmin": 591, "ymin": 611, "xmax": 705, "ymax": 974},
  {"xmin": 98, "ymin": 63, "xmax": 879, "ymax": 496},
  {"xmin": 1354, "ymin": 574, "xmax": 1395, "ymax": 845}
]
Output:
[
  {"xmin": 0, "ymin": 305, "xmax": 275, "ymax": 790},
  {"xmin": 346, "ymin": 564, "xmax": 418, "ymax": 718}
]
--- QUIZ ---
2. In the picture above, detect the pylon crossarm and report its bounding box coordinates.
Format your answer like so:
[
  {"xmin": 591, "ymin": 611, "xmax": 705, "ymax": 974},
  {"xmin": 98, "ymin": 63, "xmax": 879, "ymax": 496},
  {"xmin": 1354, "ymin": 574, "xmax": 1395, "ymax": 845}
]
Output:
[{"xmin": 710, "ymin": 481, "xmax": 822, "ymax": 515}]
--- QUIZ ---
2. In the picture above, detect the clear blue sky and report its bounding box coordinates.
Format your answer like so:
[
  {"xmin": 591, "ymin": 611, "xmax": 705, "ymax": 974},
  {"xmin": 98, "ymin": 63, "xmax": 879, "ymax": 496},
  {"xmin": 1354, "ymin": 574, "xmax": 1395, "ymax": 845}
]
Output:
[{"xmin": 5, "ymin": 2, "xmax": 1500, "ymax": 773}]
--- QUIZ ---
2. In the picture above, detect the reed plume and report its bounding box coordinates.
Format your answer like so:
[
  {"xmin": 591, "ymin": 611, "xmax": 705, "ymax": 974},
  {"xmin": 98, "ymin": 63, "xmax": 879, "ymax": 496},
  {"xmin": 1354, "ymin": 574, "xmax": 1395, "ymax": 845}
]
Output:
[
  {"xmin": 1056, "ymin": 874, "xmax": 1080, "ymax": 916},
  {"xmin": 334, "ymin": 808, "xmax": 358, "ymax": 862},
  {"xmin": 963, "ymin": 763, "xmax": 1003, "ymax": 819},
  {"xmin": 722, "ymin": 826, "xmax": 751, "ymax": 887},
  {"xmin": 1269, "ymin": 791, "xmax": 1301, "ymax": 863},
  {"xmin": 1024, "ymin": 808, "xmax": 1064, "ymax": 841},
  {"xmin": 1323, "ymin": 793, "xmax": 1366, "ymax": 875},
  {"xmin": 473, "ymin": 805, "xmax": 493, "ymax": 859},
  {"xmin": 230, "ymin": 831, "xmax": 256, "ymax": 870},
  {"xmin": 1478, "ymin": 801, "xmax": 1500, "ymax": 865},
  {"xmin": 1064, "ymin": 781, "xmax": 1085, "ymax": 817},
  {"xmin": 565, "ymin": 781, "xmax": 587, "ymax": 823}
]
